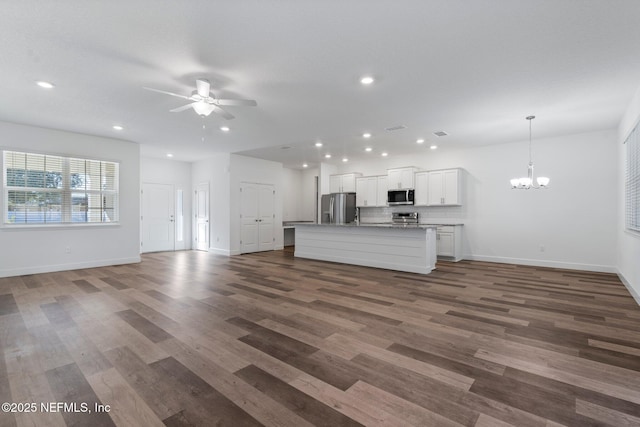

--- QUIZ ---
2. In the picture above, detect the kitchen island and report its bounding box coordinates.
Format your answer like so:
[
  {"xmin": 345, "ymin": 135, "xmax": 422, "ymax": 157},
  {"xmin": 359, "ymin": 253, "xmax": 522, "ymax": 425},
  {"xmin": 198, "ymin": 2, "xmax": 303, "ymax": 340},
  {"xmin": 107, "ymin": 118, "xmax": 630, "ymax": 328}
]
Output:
[{"xmin": 294, "ymin": 223, "xmax": 437, "ymax": 274}]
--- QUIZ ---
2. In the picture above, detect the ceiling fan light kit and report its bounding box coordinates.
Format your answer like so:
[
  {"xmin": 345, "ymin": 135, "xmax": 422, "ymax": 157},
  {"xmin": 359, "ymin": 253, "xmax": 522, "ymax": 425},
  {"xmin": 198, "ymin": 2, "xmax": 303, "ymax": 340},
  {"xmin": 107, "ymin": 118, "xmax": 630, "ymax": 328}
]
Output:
[
  {"xmin": 192, "ymin": 102, "xmax": 215, "ymax": 117},
  {"xmin": 144, "ymin": 78, "xmax": 257, "ymax": 119},
  {"xmin": 510, "ymin": 115, "xmax": 550, "ymax": 190}
]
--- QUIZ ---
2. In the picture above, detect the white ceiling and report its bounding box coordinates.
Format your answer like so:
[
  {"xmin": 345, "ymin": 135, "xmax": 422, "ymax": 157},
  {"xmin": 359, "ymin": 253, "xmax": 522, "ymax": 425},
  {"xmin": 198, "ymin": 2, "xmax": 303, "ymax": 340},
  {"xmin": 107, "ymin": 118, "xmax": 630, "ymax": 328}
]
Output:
[{"xmin": 1, "ymin": 1, "xmax": 640, "ymax": 169}]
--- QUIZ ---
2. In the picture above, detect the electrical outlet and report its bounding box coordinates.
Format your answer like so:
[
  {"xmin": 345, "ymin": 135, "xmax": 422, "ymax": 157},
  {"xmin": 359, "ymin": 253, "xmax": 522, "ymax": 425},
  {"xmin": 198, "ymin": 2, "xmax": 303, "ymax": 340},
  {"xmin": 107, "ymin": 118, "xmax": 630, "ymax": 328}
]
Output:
[
  {"xmin": 539, "ymin": 245, "xmax": 545, "ymax": 252},
  {"xmin": 65, "ymin": 246, "xmax": 71, "ymax": 254}
]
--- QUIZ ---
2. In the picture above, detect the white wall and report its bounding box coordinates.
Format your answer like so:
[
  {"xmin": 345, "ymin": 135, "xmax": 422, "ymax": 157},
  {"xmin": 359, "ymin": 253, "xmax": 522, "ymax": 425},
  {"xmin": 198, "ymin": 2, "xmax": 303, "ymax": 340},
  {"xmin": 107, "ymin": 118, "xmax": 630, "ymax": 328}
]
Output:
[
  {"xmin": 191, "ymin": 153, "xmax": 231, "ymax": 255},
  {"xmin": 0, "ymin": 121, "xmax": 140, "ymax": 277},
  {"xmin": 339, "ymin": 129, "xmax": 618, "ymax": 272},
  {"xmin": 282, "ymin": 168, "xmax": 302, "ymax": 221},
  {"xmin": 618, "ymin": 85, "xmax": 640, "ymax": 302},
  {"xmin": 319, "ymin": 162, "xmax": 338, "ymax": 195},
  {"xmin": 141, "ymin": 156, "xmax": 192, "ymax": 250},
  {"xmin": 301, "ymin": 167, "xmax": 318, "ymax": 222},
  {"xmin": 281, "ymin": 167, "xmax": 318, "ymax": 222},
  {"xmin": 230, "ymin": 154, "xmax": 284, "ymax": 255}
]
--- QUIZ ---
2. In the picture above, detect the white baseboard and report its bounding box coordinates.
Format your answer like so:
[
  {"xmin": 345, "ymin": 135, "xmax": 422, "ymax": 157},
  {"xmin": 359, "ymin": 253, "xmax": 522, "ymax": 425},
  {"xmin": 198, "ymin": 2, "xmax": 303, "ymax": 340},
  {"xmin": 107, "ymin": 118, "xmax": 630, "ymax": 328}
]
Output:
[
  {"xmin": 208, "ymin": 248, "xmax": 232, "ymax": 256},
  {"xmin": 466, "ymin": 254, "xmax": 616, "ymax": 273},
  {"xmin": 617, "ymin": 269, "xmax": 640, "ymax": 306},
  {"xmin": 0, "ymin": 256, "xmax": 141, "ymax": 278}
]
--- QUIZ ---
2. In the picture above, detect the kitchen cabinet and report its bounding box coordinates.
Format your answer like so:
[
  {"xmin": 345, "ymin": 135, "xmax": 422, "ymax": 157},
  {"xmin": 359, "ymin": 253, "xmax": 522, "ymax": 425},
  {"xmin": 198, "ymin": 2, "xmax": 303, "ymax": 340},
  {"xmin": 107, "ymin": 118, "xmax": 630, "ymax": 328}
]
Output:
[
  {"xmin": 414, "ymin": 171, "xmax": 429, "ymax": 206},
  {"xmin": 387, "ymin": 167, "xmax": 417, "ymax": 190},
  {"xmin": 356, "ymin": 175, "xmax": 387, "ymax": 207},
  {"xmin": 295, "ymin": 223, "xmax": 437, "ymax": 274},
  {"xmin": 436, "ymin": 225, "xmax": 463, "ymax": 261},
  {"xmin": 427, "ymin": 169, "xmax": 460, "ymax": 205},
  {"xmin": 330, "ymin": 172, "xmax": 361, "ymax": 193},
  {"xmin": 376, "ymin": 175, "xmax": 388, "ymax": 206}
]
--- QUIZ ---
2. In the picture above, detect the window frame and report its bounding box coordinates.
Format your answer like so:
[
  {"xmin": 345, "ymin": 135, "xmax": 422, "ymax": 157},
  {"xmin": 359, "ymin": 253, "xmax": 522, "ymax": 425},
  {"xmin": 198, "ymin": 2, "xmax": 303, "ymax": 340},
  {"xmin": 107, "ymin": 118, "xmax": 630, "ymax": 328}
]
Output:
[
  {"xmin": 625, "ymin": 121, "xmax": 640, "ymax": 234},
  {"xmin": 2, "ymin": 149, "xmax": 120, "ymax": 228}
]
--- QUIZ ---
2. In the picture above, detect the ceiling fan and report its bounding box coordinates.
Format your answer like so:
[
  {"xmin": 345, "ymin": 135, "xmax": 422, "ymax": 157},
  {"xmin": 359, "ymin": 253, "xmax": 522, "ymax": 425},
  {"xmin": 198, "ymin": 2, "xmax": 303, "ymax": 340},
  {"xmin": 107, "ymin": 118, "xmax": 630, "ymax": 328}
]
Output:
[{"xmin": 143, "ymin": 78, "xmax": 257, "ymax": 119}]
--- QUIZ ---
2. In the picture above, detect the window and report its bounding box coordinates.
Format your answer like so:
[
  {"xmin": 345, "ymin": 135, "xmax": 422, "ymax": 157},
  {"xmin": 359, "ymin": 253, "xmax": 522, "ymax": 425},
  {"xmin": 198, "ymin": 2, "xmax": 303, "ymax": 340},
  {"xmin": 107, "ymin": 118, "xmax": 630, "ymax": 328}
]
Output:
[
  {"xmin": 626, "ymin": 123, "xmax": 640, "ymax": 232},
  {"xmin": 3, "ymin": 150, "xmax": 119, "ymax": 225}
]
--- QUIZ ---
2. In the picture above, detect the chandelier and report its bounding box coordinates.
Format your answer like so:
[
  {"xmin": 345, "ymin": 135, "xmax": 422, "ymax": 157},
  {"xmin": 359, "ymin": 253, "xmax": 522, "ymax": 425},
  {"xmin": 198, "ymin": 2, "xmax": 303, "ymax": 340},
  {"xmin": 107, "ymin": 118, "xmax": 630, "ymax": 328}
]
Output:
[{"xmin": 510, "ymin": 115, "xmax": 550, "ymax": 189}]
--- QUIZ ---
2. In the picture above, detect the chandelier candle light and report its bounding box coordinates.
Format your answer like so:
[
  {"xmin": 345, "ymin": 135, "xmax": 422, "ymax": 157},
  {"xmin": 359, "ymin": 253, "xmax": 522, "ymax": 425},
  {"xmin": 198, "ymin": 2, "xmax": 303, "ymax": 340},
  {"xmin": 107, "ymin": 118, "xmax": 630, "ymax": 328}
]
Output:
[{"xmin": 510, "ymin": 115, "xmax": 550, "ymax": 189}]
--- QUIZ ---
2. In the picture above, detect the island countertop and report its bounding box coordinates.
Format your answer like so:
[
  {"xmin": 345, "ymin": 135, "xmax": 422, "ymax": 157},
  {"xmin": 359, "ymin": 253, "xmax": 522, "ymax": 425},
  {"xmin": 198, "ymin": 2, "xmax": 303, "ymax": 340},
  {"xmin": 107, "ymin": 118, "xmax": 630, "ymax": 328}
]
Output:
[
  {"xmin": 294, "ymin": 222, "xmax": 437, "ymax": 274},
  {"xmin": 294, "ymin": 222, "xmax": 438, "ymax": 229}
]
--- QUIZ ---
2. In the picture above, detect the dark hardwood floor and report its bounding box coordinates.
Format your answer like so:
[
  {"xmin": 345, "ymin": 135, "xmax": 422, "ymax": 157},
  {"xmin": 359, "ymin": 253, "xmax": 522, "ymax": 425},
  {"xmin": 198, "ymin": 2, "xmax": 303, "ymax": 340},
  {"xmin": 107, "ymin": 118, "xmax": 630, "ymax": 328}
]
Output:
[{"xmin": 1, "ymin": 249, "xmax": 640, "ymax": 426}]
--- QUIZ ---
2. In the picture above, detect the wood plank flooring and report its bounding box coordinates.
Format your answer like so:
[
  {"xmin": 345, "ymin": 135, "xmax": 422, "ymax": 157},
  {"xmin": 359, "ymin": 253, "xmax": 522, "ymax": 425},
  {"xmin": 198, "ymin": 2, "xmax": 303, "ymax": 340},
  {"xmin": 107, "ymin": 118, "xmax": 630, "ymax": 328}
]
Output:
[{"xmin": 1, "ymin": 249, "xmax": 639, "ymax": 426}]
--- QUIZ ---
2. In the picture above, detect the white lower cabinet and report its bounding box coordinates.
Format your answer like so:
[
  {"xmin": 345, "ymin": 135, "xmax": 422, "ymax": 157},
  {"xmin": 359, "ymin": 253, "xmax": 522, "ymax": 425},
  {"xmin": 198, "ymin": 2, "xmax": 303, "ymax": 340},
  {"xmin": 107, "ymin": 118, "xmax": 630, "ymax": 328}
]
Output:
[{"xmin": 436, "ymin": 225, "xmax": 463, "ymax": 261}]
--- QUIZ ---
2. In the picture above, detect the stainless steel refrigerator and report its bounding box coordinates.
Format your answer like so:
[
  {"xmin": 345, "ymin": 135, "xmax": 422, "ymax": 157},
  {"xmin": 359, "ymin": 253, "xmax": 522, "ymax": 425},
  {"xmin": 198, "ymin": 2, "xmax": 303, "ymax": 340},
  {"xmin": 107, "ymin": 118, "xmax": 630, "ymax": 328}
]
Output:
[{"xmin": 321, "ymin": 193, "xmax": 356, "ymax": 224}]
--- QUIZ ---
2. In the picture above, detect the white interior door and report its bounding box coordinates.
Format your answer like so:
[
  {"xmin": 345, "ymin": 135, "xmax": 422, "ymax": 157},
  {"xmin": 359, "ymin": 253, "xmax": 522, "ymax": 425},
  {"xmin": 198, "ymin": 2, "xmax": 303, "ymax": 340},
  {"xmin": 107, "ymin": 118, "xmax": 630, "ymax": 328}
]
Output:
[
  {"xmin": 240, "ymin": 183, "xmax": 260, "ymax": 253},
  {"xmin": 240, "ymin": 183, "xmax": 275, "ymax": 253},
  {"xmin": 258, "ymin": 184, "xmax": 275, "ymax": 251},
  {"xmin": 195, "ymin": 182, "xmax": 209, "ymax": 251},
  {"xmin": 142, "ymin": 183, "xmax": 174, "ymax": 253}
]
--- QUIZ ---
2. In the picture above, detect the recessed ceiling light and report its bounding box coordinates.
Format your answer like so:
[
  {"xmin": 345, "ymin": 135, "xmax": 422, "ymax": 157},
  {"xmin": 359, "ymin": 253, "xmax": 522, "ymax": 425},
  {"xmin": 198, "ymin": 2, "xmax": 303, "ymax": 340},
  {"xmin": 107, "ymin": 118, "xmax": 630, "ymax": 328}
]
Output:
[
  {"xmin": 360, "ymin": 76, "xmax": 374, "ymax": 85},
  {"xmin": 362, "ymin": 133, "xmax": 371, "ymax": 138},
  {"xmin": 220, "ymin": 126, "xmax": 230, "ymax": 132},
  {"xmin": 167, "ymin": 153, "xmax": 174, "ymax": 158},
  {"xmin": 365, "ymin": 147, "xmax": 372, "ymax": 152},
  {"xmin": 315, "ymin": 142, "xmax": 323, "ymax": 147},
  {"xmin": 302, "ymin": 163, "xmax": 308, "ymax": 168},
  {"xmin": 381, "ymin": 152, "xmax": 388, "ymax": 157},
  {"xmin": 112, "ymin": 125, "xmax": 123, "ymax": 131},
  {"xmin": 416, "ymin": 139, "xmax": 425, "ymax": 144},
  {"xmin": 325, "ymin": 154, "xmax": 331, "ymax": 159},
  {"xmin": 430, "ymin": 145, "xmax": 438, "ymax": 150},
  {"xmin": 36, "ymin": 81, "xmax": 55, "ymax": 89},
  {"xmin": 342, "ymin": 158, "xmax": 348, "ymax": 162}
]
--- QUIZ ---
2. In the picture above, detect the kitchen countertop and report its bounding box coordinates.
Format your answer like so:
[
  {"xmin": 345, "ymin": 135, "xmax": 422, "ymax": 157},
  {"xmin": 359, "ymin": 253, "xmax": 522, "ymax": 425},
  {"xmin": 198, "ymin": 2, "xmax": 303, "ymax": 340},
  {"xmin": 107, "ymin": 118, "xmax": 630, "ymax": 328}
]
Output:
[
  {"xmin": 295, "ymin": 222, "xmax": 438, "ymax": 229},
  {"xmin": 283, "ymin": 221, "xmax": 315, "ymax": 228}
]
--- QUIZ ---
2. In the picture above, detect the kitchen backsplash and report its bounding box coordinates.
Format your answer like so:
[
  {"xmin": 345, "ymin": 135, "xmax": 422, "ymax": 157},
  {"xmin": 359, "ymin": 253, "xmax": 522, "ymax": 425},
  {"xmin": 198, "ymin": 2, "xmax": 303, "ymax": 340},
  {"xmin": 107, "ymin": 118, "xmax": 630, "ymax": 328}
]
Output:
[{"xmin": 359, "ymin": 205, "xmax": 466, "ymax": 224}]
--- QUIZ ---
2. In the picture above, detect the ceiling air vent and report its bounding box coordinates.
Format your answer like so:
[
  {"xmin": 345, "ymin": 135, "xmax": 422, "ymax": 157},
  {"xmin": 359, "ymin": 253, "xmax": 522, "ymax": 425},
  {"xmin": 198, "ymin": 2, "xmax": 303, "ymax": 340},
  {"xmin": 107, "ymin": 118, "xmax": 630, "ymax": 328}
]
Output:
[
  {"xmin": 433, "ymin": 131, "xmax": 448, "ymax": 137},
  {"xmin": 385, "ymin": 125, "xmax": 407, "ymax": 132}
]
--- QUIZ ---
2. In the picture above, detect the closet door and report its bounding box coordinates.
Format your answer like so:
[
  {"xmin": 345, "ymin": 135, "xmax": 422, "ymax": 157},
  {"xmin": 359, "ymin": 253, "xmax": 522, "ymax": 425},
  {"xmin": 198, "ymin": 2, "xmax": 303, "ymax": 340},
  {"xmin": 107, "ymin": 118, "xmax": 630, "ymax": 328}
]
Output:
[
  {"xmin": 240, "ymin": 183, "xmax": 275, "ymax": 253},
  {"xmin": 240, "ymin": 183, "xmax": 260, "ymax": 253},
  {"xmin": 257, "ymin": 184, "xmax": 275, "ymax": 251}
]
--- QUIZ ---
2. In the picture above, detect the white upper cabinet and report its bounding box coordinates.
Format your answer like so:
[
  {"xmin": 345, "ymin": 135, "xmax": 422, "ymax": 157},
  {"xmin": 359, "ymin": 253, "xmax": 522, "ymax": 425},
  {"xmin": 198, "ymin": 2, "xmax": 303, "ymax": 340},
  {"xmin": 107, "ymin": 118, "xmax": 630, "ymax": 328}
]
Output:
[
  {"xmin": 376, "ymin": 176, "xmax": 388, "ymax": 207},
  {"xmin": 427, "ymin": 169, "xmax": 460, "ymax": 205},
  {"xmin": 414, "ymin": 171, "xmax": 429, "ymax": 206},
  {"xmin": 329, "ymin": 175, "xmax": 341, "ymax": 193},
  {"xmin": 330, "ymin": 173, "xmax": 361, "ymax": 193},
  {"xmin": 356, "ymin": 175, "xmax": 388, "ymax": 207},
  {"xmin": 387, "ymin": 167, "xmax": 418, "ymax": 190}
]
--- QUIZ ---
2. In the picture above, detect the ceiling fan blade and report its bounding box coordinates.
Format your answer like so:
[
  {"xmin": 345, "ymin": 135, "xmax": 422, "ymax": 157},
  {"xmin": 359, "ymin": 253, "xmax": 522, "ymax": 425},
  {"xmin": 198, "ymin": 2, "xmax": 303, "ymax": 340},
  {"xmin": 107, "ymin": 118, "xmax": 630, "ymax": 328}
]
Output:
[
  {"xmin": 196, "ymin": 79, "xmax": 210, "ymax": 98},
  {"xmin": 212, "ymin": 105, "xmax": 235, "ymax": 120},
  {"xmin": 143, "ymin": 86, "xmax": 192, "ymax": 100},
  {"xmin": 169, "ymin": 103, "xmax": 196, "ymax": 113},
  {"xmin": 214, "ymin": 98, "xmax": 258, "ymax": 107}
]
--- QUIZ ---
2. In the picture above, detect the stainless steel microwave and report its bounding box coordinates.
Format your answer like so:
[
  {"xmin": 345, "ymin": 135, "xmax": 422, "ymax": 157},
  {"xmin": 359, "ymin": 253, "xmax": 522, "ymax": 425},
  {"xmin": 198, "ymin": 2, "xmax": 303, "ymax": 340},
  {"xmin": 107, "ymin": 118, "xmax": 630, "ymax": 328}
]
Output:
[{"xmin": 387, "ymin": 189, "xmax": 414, "ymax": 205}]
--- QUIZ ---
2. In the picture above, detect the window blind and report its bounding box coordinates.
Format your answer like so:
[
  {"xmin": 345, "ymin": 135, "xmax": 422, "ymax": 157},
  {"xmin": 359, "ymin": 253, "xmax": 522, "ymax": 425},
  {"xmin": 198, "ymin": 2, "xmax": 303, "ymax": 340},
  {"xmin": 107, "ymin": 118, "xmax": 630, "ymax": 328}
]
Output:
[
  {"xmin": 626, "ymin": 124, "xmax": 640, "ymax": 232},
  {"xmin": 3, "ymin": 150, "xmax": 119, "ymax": 225}
]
